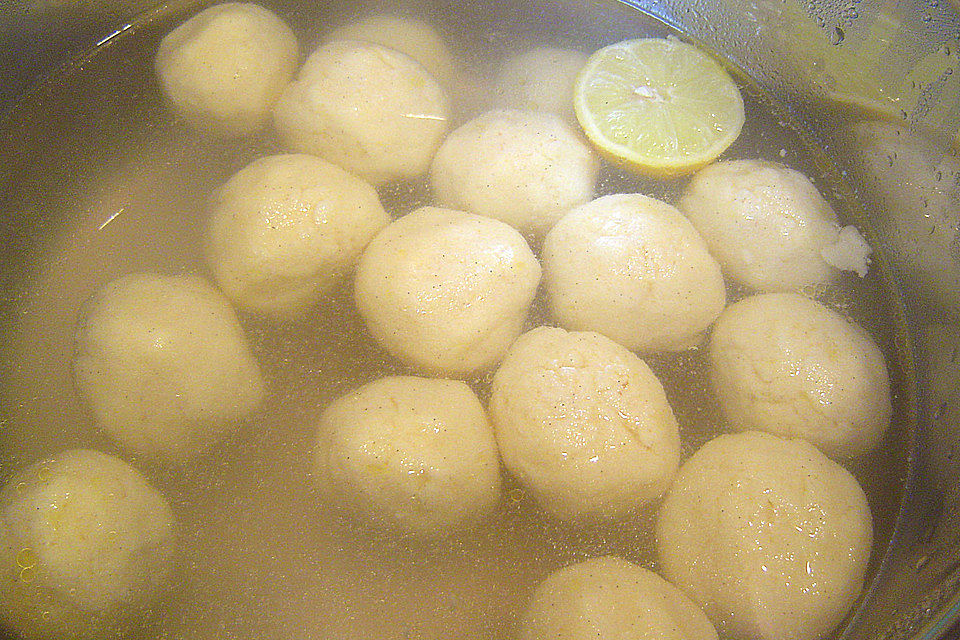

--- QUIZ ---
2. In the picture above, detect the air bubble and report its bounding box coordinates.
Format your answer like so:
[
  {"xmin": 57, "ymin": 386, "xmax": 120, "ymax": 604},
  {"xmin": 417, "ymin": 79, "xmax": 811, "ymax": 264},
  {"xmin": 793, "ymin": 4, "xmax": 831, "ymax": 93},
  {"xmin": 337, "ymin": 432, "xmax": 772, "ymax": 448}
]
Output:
[{"xmin": 830, "ymin": 26, "xmax": 845, "ymax": 45}]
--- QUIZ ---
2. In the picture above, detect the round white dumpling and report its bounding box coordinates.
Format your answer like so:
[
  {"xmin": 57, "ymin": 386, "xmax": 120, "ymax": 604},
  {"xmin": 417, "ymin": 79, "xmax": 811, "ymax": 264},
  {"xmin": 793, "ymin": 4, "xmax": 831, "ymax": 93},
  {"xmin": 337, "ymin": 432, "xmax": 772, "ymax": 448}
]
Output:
[
  {"xmin": 273, "ymin": 39, "xmax": 449, "ymax": 185},
  {"xmin": 205, "ymin": 153, "xmax": 390, "ymax": 319},
  {"xmin": 326, "ymin": 15, "xmax": 455, "ymax": 84},
  {"xmin": 430, "ymin": 109, "xmax": 599, "ymax": 235},
  {"xmin": 709, "ymin": 293, "xmax": 891, "ymax": 458},
  {"xmin": 354, "ymin": 206, "xmax": 541, "ymax": 376},
  {"xmin": 543, "ymin": 194, "xmax": 726, "ymax": 352},
  {"xmin": 656, "ymin": 431, "xmax": 873, "ymax": 640},
  {"xmin": 494, "ymin": 47, "xmax": 587, "ymax": 121},
  {"xmin": 489, "ymin": 327, "xmax": 680, "ymax": 521},
  {"xmin": 314, "ymin": 376, "xmax": 502, "ymax": 536},
  {"xmin": 155, "ymin": 2, "xmax": 298, "ymax": 136},
  {"xmin": 73, "ymin": 273, "xmax": 265, "ymax": 463},
  {"xmin": 0, "ymin": 449, "xmax": 176, "ymax": 640},
  {"xmin": 679, "ymin": 159, "xmax": 850, "ymax": 291},
  {"xmin": 519, "ymin": 556, "xmax": 718, "ymax": 640}
]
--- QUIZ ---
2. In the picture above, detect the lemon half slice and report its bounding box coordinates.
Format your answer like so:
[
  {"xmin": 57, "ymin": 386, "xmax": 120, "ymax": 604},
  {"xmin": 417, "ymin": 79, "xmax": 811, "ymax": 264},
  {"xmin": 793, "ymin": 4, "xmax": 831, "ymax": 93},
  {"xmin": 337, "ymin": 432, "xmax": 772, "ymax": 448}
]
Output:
[{"xmin": 574, "ymin": 37, "xmax": 745, "ymax": 178}]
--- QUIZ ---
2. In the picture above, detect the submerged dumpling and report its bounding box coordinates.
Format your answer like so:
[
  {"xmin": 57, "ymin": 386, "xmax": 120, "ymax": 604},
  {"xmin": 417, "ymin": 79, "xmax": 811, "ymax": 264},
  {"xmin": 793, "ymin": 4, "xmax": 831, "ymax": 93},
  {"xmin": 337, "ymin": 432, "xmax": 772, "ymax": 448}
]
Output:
[
  {"xmin": 494, "ymin": 47, "xmax": 587, "ymax": 121},
  {"xmin": 543, "ymin": 193, "xmax": 726, "ymax": 352},
  {"xmin": 326, "ymin": 15, "xmax": 455, "ymax": 84},
  {"xmin": 354, "ymin": 206, "xmax": 541, "ymax": 376},
  {"xmin": 273, "ymin": 39, "xmax": 449, "ymax": 184},
  {"xmin": 519, "ymin": 556, "xmax": 718, "ymax": 640},
  {"xmin": 73, "ymin": 273, "xmax": 265, "ymax": 463},
  {"xmin": 490, "ymin": 327, "xmax": 680, "ymax": 521},
  {"xmin": 709, "ymin": 292, "xmax": 891, "ymax": 458},
  {"xmin": 0, "ymin": 449, "xmax": 176, "ymax": 640},
  {"xmin": 430, "ymin": 109, "xmax": 599, "ymax": 235},
  {"xmin": 656, "ymin": 431, "xmax": 873, "ymax": 640},
  {"xmin": 205, "ymin": 153, "xmax": 390, "ymax": 319},
  {"xmin": 155, "ymin": 2, "xmax": 298, "ymax": 135},
  {"xmin": 314, "ymin": 376, "xmax": 502, "ymax": 536},
  {"xmin": 679, "ymin": 159, "xmax": 864, "ymax": 291}
]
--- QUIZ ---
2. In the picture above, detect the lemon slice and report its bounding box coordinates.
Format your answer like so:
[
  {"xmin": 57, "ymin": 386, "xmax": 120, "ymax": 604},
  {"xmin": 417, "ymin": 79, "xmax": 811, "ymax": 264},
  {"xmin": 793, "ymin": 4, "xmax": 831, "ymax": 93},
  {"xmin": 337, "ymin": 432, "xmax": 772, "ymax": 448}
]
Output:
[{"xmin": 574, "ymin": 37, "xmax": 745, "ymax": 178}]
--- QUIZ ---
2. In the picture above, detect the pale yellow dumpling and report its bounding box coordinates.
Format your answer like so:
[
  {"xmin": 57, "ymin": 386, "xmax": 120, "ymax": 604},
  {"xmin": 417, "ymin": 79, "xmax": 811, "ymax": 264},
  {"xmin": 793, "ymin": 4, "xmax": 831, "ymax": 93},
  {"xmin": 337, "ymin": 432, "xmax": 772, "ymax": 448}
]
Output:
[
  {"xmin": 353, "ymin": 206, "xmax": 541, "ymax": 376},
  {"xmin": 494, "ymin": 47, "xmax": 587, "ymax": 121},
  {"xmin": 274, "ymin": 40, "xmax": 449, "ymax": 184},
  {"xmin": 656, "ymin": 431, "xmax": 873, "ymax": 640},
  {"xmin": 520, "ymin": 557, "xmax": 718, "ymax": 640},
  {"xmin": 205, "ymin": 154, "xmax": 390, "ymax": 319},
  {"xmin": 73, "ymin": 273, "xmax": 265, "ymax": 463},
  {"xmin": 490, "ymin": 327, "xmax": 680, "ymax": 521},
  {"xmin": 327, "ymin": 15, "xmax": 455, "ymax": 84},
  {"xmin": 679, "ymin": 159, "xmax": 866, "ymax": 291},
  {"xmin": 709, "ymin": 292, "xmax": 891, "ymax": 458},
  {"xmin": 543, "ymin": 194, "xmax": 726, "ymax": 352},
  {"xmin": 315, "ymin": 376, "xmax": 502, "ymax": 537},
  {"xmin": 430, "ymin": 109, "xmax": 599, "ymax": 235},
  {"xmin": 0, "ymin": 449, "xmax": 176, "ymax": 640},
  {"xmin": 155, "ymin": 2, "xmax": 298, "ymax": 135}
]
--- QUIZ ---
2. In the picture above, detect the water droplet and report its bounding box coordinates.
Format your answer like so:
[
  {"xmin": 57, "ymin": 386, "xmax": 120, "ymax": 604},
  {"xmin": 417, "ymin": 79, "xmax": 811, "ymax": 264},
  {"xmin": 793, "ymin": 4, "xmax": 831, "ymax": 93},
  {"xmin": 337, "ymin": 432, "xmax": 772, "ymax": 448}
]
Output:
[
  {"xmin": 18, "ymin": 566, "xmax": 36, "ymax": 584},
  {"xmin": 830, "ymin": 26, "xmax": 845, "ymax": 45}
]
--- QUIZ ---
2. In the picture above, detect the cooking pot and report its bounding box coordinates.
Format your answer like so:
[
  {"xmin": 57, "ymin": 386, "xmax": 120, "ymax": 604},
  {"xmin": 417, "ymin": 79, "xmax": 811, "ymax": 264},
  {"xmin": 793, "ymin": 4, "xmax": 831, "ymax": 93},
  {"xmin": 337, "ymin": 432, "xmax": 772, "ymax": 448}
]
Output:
[{"xmin": 0, "ymin": 0, "xmax": 958, "ymax": 639}]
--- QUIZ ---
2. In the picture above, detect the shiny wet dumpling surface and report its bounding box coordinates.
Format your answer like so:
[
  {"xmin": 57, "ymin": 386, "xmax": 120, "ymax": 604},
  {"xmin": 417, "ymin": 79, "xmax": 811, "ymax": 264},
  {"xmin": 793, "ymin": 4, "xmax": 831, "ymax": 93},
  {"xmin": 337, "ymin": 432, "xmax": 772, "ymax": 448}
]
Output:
[
  {"xmin": 519, "ymin": 556, "xmax": 718, "ymax": 640},
  {"xmin": 205, "ymin": 153, "xmax": 390, "ymax": 319},
  {"xmin": 656, "ymin": 431, "xmax": 873, "ymax": 640},
  {"xmin": 314, "ymin": 376, "xmax": 502, "ymax": 537},
  {"xmin": 353, "ymin": 206, "xmax": 541, "ymax": 376},
  {"xmin": 543, "ymin": 193, "xmax": 726, "ymax": 352},
  {"xmin": 0, "ymin": 449, "xmax": 176, "ymax": 640},
  {"xmin": 709, "ymin": 292, "xmax": 891, "ymax": 458},
  {"xmin": 489, "ymin": 327, "xmax": 680, "ymax": 521},
  {"xmin": 679, "ymin": 159, "xmax": 845, "ymax": 291}
]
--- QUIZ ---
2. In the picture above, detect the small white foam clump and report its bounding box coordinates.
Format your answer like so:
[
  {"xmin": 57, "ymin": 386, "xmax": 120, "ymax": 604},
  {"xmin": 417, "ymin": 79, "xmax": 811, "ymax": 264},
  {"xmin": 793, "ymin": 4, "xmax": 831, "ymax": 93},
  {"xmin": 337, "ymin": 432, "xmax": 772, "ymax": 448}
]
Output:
[{"xmin": 820, "ymin": 225, "xmax": 872, "ymax": 277}]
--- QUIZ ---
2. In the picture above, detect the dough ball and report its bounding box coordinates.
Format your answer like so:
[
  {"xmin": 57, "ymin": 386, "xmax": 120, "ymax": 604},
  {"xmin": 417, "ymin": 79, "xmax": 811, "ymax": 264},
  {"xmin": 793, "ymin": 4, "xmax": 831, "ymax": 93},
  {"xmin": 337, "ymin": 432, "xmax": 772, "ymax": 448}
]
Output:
[
  {"xmin": 354, "ymin": 206, "xmax": 541, "ymax": 376},
  {"xmin": 543, "ymin": 194, "xmax": 726, "ymax": 352},
  {"xmin": 273, "ymin": 39, "xmax": 450, "ymax": 184},
  {"xmin": 519, "ymin": 556, "xmax": 718, "ymax": 640},
  {"xmin": 489, "ymin": 327, "xmax": 680, "ymax": 521},
  {"xmin": 155, "ymin": 2, "xmax": 298, "ymax": 136},
  {"xmin": 0, "ymin": 449, "xmax": 176, "ymax": 640},
  {"xmin": 656, "ymin": 431, "xmax": 873, "ymax": 640},
  {"xmin": 494, "ymin": 47, "xmax": 587, "ymax": 121},
  {"xmin": 327, "ymin": 15, "xmax": 455, "ymax": 84},
  {"xmin": 430, "ymin": 109, "xmax": 599, "ymax": 235},
  {"xmin": 315, "ymin": 376, "xmax": 502, "ymax": 536},
  {"xmin": 73, "ymin": 273, "xmax": 265, "ymax": 463},
  {"xmin": 679, "ymin": 159, "xmax": 847, "ymax": 291},
  {"xmin": 205, "ymin": 153, "xmax": 390, "ymax": 319},
  {"xmin": 709, "ymin": 293, "xmax": 891, "ymax": 458}
]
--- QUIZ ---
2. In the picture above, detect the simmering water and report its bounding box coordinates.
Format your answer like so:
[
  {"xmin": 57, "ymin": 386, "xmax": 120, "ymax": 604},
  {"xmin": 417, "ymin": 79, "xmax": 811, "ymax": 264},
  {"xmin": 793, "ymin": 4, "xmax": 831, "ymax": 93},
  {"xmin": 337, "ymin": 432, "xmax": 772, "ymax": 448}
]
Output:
[{"xmin": 0, "ymin": 1, "xmax": 916, "ymax": 639}]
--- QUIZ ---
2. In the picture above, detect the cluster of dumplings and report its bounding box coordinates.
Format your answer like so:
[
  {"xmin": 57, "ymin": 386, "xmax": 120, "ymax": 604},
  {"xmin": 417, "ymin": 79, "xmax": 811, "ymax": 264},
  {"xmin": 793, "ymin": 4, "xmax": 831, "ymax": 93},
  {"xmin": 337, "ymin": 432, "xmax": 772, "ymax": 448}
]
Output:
[{"xmin": 1, "ymin": 4, "xmax": 892, "ymax": 640}]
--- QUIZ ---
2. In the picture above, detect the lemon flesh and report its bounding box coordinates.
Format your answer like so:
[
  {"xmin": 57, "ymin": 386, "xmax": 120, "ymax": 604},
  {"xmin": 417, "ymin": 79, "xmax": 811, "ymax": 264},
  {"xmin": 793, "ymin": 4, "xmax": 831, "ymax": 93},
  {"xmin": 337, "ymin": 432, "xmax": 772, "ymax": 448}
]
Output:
[{"xmin": 574, "ymin": 37, "xmax": 745, "ymax": 178}]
